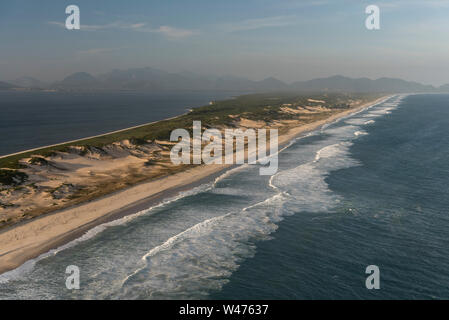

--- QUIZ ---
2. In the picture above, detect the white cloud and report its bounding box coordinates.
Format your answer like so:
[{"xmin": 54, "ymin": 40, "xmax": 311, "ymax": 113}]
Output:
[
  {"xmin": 152, "ymin": 26, "xmax": 197, "ymax": 38},
  {"xmin": 47, "ymin": 21, "xmax": 67, "ymax": 28},
  {"xmin": 47, "ymin": 21, "xmax": 197, "ymax": 39},
  {"xmin": 129, "ymin": 23, "xmax": 146, "ymax": 29},
  {"xmin": 48, "ymin": 20, "xmax": 146, "ymax": 31},
  {"xmin": 128, "ymin": 24, "xmax": 198, "ymax": 38},
  {"xmin": 76, "ymin": 48, "xmax": 122, "ymax": 55}
]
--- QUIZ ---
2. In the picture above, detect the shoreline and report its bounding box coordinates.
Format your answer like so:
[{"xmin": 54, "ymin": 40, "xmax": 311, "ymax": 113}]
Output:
[
  {"xmin": 0, "ymin": 112, "xmax": 190, "ymax": 160},
  {"xmin": 0, "ymin": 95, "xmax": 392, "ymax": 276},
  {"xmin": 0, "ymin": 91, "xmax": 243, "ymax": 159}
]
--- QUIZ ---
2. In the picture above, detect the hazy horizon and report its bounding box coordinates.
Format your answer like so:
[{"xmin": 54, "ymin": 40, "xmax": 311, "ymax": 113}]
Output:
[
  {"xmin": 1, "ymin": 0, "xmax": 449, "ymax": 85},
  {"xmin": 2, "ymin": 68, "xmax": 448, "ymax": 88}
]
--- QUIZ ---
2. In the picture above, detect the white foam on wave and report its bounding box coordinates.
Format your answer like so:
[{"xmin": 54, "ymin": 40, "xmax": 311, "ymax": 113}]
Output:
[
  {"xmin": 211, "ymin": 187, "xmax": 250, "ymax": 196},
  {"xmin": 213, "ymin": 164, "xmax": 248, "ymax": 184},
  {"xmin": 267, "ymin": 97, "xmax": 398, "ymax": 214},
  {"xmin": 118, "ymin": 161, "xmax": 289, "ymax": 298},
  {"xmin": 320, "ymin": 95, "xmax": 392, "ymax": 132},
  {"xmin": 118, "ymin": 192, "xmax": 287, "ymax": 299},
  {"xmin": 354, "ymin": 131, "xmax": 368, "ymax": 136},
  {"xmin": 115, "ymin": 96, "xmax": 406, "ymax": 298},
  {"xmin": 345, "ymin": 118, "xmax": 370, "ymax": 126},
  {"xmin": 371, "ymin": 109, "xmax": 392, "ymax": 115},
  {"xmin": 363, "ymin": 105, "xmax": 397, "ymax": 118},
  {"xmin": 358, "ymin": 95, "xmax": 405, "ymax": 120},
  {"xmin": 0, "ymin": 181, "xmax": 217, "ymax": 284},
  {"xmin": 271, "ymin": 141, "xmax": 360, "ymax": 215}
]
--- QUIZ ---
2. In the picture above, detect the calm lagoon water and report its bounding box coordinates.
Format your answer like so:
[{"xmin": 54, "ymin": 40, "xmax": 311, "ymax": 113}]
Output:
[{"xmin": 0, "ymin": 91, "xmax": 239, "ymax": 156}]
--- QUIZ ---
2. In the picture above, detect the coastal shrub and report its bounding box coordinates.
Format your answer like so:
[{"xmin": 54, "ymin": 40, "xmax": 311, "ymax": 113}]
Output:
[
  {"xmin": 29, "ymin": 157, "xmax": 49, "ymax": 166},
  {"xmin": 0, "ymin": 169, "xmax": 28, "ymax": 186},
  {"xmin": 129, "ymin": 137, "xmax": 148, "ymax": 145},
  {"xmin": 144, "ymin": 159, "xmax": 156, "ymax": 166},
  {"xmin": 79, "ymin": 146, "xmax": 89, "ymax": 156},
  {"xmin": 41, "ymin": 150, "xmax": 59, "ymax": 157}
]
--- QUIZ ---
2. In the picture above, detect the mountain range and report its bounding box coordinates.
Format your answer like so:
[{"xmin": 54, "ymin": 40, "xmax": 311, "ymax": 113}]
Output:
[
  {"xmin": 9, "ymin": 76, "xmax": 48, "ymax": 88},
  {"xmin": 2, "ymin": 68, "xmax": 449, "ymax": 93}
]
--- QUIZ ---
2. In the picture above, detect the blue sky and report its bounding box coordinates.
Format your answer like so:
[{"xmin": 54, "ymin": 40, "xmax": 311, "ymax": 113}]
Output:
[{"xmin": 1, "ymin": 0, "xmax": 449, "ymax": 85}]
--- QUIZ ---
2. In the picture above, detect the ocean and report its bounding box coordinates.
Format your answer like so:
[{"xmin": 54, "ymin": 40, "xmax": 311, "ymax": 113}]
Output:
[
  {"xmin": 0, "ymin": 91, "xmax": 239, "ymax": 156},
  {"xmin": 1, "ymin": 93, "xmax": 449, "ymax": 299}
]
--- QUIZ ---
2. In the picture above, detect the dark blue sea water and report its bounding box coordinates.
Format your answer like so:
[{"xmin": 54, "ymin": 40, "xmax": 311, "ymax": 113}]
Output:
[
  {"xmin": 213, "ymin": 94, "xmax": 449, "ymax": 299},
  {"xmin": 1, "ymin": 94, "xmax": 449, "ymax": 299},
  {"xmin": 0, "ymin": 91, "xmax": 239, "ymax": 156}
]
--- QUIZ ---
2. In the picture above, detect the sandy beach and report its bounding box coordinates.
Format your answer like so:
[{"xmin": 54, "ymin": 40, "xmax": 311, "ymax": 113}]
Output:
[{"xmin": 0, "ymin": 95, "xmax": 391, "ymax": 275}]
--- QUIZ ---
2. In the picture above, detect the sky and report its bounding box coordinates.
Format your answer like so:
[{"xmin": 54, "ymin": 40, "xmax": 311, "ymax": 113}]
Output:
[{"xmin": 1, "ymin": 0, "xmax": 449, "ymax": 85}]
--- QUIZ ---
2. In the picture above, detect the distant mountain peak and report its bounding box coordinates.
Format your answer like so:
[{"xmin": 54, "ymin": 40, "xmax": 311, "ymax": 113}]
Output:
[
  {"xmin": 292, "ymin": 75, "xmax": 438, "ymax": 93},
  {"xmin": 64, "ymin": 72, "xmax": 96, "ymax": 79},
  {"xmin": 11, "ymin": 76, "xmax": 46, "ymax": 88},
  {"xmin": 15, "ymin": 68, "xmax": 446, "ymax": 93},
  {"xmin": 256, "ymin": 77, "xmax": 288, "ymax": 90},
  {"xmin": 58, "ymin": 72, "xmax": 99, "ymax": 88},
  {"xmin": 260, "ymin": 76, "xmax": 283, "ymax": 82}
]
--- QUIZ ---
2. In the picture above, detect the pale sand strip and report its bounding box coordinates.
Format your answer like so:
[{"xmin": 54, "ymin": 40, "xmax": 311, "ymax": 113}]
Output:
[
  {"xmin": 0, "ymin": 112, "xmax": 189, "ymax": 159},
  {"xmin": 0, "ymin": 95, "xmax": 391, "ymax": 275}
]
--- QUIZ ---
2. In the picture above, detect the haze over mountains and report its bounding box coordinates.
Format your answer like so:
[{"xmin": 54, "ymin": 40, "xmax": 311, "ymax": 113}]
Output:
[
  {"xmin": 10, "ymin": 77, "xmax": 48, "ymax": 89},
  {"xmin": 2, "ymin": 67, "xmax": 449, "ymax": 93}
]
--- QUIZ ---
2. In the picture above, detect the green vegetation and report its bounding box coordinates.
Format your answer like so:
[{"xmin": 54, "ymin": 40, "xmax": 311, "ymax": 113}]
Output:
[
  {"xmin": 29, "ymin": 157, "xmax": 49, "ymax": 166},
  {"xmin": 0, "ymin": 91, "xmax": 382, "ymax": 171},
  {"xmin": 129, "ymin": 137, "xmax": 149, "ymax": 145},
  {"xmin": 0, "ymin": 169, "xmax": 28, "ymax": 186}
]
